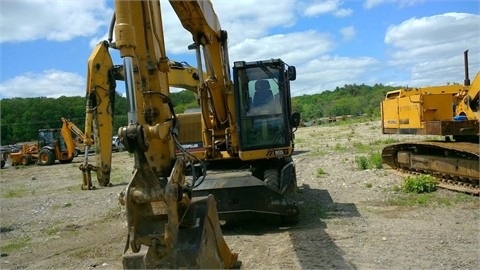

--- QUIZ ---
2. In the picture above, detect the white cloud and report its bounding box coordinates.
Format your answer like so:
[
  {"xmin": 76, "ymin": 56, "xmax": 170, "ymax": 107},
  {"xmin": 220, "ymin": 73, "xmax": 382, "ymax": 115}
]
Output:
[
  {"xmin": 229, "ymin": 30, "xmax": 335, "ymax": 65},
  {"xmin": 384, "ymin": 12, "xmax": 480, "ymax": 86},
  {"xmin": 334, "ymin": 8, "xmax": 353, "ymax": 18},
  {"xmin": 0, "ymin": 0, "xmax": 112, "ymax": 43},
  {"xmin": 5, "ymin": 0, "xmax": 474, "ymax": 99},
  {"xmin": 0, "ymin": 70, "xmax": 84, "ymax": 98},
  {"xmin": 161, "ymin": 0, "xmax": 297, "ymax": 55},
  {"xmin": 364, "ymin": 0, "xmax": 389, "ymax": 9},
  {"xmin": 340, "ymin": 26, "xmax": 355, "ymax": 41},
  {"xmin": 301, "ymin": 0, "xmax": 353, "ymax": 17},
  {"xmin": 293, "ymin": 56, "xmax": 380, "ymax": 95},
  {"xmin": 364, "ymin": 0, "xmax": 425, "ymax": 9}
]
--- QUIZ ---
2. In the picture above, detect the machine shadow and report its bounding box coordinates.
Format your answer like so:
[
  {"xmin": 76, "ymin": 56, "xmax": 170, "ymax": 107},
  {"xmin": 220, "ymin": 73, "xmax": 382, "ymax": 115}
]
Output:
[
  {"xmin": 289, "ymin": 184, "xmax": 359, "ymax": 269},
  {"xmin": 221, "ymin": 184, "xmax": 359, "ymax": 269},
  {"xmin": 292, "ymin": 149, "xmax": 309, "ymax": 156}
]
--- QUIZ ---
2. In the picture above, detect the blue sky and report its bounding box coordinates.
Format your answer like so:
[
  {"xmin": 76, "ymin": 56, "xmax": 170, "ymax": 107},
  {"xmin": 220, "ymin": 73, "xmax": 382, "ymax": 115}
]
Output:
[{"xmin": 0, "ymin": 0, "xmax": 479, "ymax": 99}]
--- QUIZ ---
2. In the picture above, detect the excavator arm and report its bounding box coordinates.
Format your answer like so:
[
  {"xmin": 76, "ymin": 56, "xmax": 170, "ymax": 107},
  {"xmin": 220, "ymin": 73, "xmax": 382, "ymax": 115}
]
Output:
[
  {"xmin": 59, "ymin": 118, "xmax": 78, "ymax": 160},
  {"xmin": 170, "ymin": 0, "xmax": 231, "ymax": 123},
  {"xmin": 455, "ymin": 51, "xmax": 480, "ymax": 120},
  {"xmin": 79, "ymin": 41, "xmax": 116, "ymax": 189},
  {"xmin": 79, "ymin": 50, "xmax": 201, "ymax": 190},
  {"xmin": 169, "ymin": 0, "xmax": 238, "ymax": 159}
]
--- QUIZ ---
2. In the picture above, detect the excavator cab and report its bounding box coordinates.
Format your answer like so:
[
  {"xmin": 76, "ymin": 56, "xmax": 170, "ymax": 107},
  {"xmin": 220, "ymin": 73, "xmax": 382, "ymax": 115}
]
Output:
[
  {"xmin": 192, "ymin": 59, "xmax": 300, "ymax": 224},
  {"xmin": 234, "ymin": 59, "xmax": 297, "ymax": 152}
]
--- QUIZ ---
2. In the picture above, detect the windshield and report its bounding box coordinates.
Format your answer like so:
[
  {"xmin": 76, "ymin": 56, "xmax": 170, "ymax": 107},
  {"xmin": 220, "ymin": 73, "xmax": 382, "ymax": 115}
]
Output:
[
  {"xmin": 239, "ymin": 67, "xmax": 282, "ymax": 116},
  {"xmin": 235, "ymin": 64, "xmax": 288, "ymax": 150}
]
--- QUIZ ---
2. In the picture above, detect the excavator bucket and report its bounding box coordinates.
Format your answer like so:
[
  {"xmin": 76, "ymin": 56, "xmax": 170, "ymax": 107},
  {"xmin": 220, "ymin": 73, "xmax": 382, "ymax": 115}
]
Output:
[{"xmin": 122, "ymin": 194, "xmax": 238, "ymax": 269}]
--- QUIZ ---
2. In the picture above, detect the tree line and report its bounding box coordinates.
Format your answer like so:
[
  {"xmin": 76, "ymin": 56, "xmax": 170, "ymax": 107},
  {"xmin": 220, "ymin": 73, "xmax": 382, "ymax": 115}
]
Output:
[
  {"xmin": 0, "ymin": 83, "xmax": 395, "ymax": 145},
  {"xmin": 293, "ymin": 83, "xmax": 396, "ymax": 121}
]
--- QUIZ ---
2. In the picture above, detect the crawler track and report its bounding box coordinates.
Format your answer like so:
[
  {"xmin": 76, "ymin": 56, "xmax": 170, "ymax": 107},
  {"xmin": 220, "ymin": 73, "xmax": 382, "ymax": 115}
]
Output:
[{"xmin": 382, "ymin": 141, "xmax": 479, "ymax": 196}]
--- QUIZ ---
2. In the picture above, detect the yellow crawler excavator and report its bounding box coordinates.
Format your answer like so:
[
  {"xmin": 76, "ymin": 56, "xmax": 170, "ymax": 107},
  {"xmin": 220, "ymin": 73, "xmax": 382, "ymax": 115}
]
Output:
[{"xmin": 381, "ymin": 50, "xmax": 479, "ymax": 195}]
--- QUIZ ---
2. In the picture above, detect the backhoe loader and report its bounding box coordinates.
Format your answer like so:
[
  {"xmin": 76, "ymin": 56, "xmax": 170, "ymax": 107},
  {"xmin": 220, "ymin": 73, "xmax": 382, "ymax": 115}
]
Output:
[{"xmin": 9, "ymin": 127, "xmax": 76, "ymax": 166}]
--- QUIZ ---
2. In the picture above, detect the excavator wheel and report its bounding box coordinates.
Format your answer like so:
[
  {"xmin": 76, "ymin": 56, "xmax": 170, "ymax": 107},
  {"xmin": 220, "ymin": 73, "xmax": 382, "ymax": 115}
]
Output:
[
  {"xmin": 38, "ymin": 149, "xmax": 56, "ymax": 166},
  {"xmin": 21, "ymin": 155, "xmax": 32, "ymax": 166},
  {"xmin": 59, "ymin": 158, "xmax": 74, "ymax": 164},
  {"xmin": 1, "ymin": 153, "xmax": 6, "ymax": 169},
  {"xmin": 264, "ymin": 168, "xmax": 280, "ymax": 190}
]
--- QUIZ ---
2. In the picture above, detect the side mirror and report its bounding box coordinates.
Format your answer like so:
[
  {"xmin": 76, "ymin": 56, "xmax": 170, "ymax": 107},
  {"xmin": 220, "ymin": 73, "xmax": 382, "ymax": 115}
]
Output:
[
  {"xmin": 288, "ymin": 66, "xmax": 296, "ymax": 81},
  {"xmin": 290, "ymin": 112, "xmax": 301, "ymax": 128}
]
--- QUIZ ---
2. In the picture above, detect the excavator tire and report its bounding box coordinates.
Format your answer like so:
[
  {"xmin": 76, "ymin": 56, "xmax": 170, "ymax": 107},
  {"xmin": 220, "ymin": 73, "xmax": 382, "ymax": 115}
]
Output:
[
  {"xmin": 264, "ymin": 169, "xmax": 280, "ymax": 190},
  {"xmin": 38, "ymin": 148, "xmax": 56, "ymax": 166},
  {"xmin": 59, "ymin": 158, "xmax": 74, "ymax": 164},
  {"xmin": 21, "ymin": 155, "xmax": 32, "ymax": 166},
  {"xmin": 1, "ymin": 154, "xmax": 6, "ymax": 169}
]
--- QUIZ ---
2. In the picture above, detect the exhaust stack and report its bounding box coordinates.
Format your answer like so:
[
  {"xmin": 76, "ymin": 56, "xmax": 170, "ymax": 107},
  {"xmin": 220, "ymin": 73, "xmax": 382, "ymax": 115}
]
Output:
[{"xmin": 464, "ymin": 50, "xmax": 470, "ymax": 86}]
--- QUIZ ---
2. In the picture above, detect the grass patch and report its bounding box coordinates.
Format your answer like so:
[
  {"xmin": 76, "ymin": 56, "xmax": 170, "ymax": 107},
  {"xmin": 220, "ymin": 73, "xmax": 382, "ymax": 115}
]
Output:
[
  {"xmin": 316, "ymin": 167, "xmax": 328, "ymax": 178},
  {"xmin": 105, "ymin": 205, "xmax": 123, "ymax": 221},
  {"xmin": 65, "ymin": 185, "xmax": 81, "ymax": 192},
  {"xmin": 355, "ymin": 156, "xmax": 368, "ymax": 170},
  {"xmin": 307, "ymin": 149, "xmax": 328, "ymax": 157},
  {"xmin": 0, "ymin": 236, "xmax": 31, "ymax": 253},
  {"xmin": 2, "ymin": 187, "xmax": 28, "ymax": 198},
  {"xmin": 387, "ymin": 182, "xmax": 478, "ymax": 207},
  {"xmin": 402, "ymin": 175, "xmax": 437, "ymax": 193},
  {"xmin": 386, "ymin": 192, "xmax": 476, "ymax": 207},
  {"xmin": 355, "ymin": 152, "xmax": 382, "ymax": 170},
  {"xmin": 300, "ymin": 203, "xmax": 329, "ymax": 219},
  {"xmin": 352, "ymin": 142, "xmax": 372, "ymax": 153},
  {"xmin": 333, "ymin": 143, "xmax": 347, "ymax": 152},
  {"xmin": 369, "ymin": 152, "xmax": 383, "ymax": 169},
  {"xmin": 46, "ymin": 226, "xmax": 60, "ymax": 236},
  {"xmin": 369, "ymin": 138, "xmax": 401, "ymax": 146},
  {"xmin": 72, "ymin": 247, "xmax": 93, "ymax": 259},
  {"xmin": 365, "ymin": 182, "xmax": 373, "ymax": 188}
]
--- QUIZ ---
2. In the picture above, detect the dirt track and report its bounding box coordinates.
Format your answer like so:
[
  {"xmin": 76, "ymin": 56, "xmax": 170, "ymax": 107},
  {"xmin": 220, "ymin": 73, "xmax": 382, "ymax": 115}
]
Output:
[{"xmin": 1, "ymin": 121, "xmax": 479, "ymax": 269}]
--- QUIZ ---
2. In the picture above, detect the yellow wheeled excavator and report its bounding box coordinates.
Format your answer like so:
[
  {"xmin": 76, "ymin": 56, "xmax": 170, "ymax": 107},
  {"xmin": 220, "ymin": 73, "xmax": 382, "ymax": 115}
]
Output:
[
  {"xmin": 381, "ymin": 50, "xmax": 479, "ymax": 195},
  {"xmin": 80, "ymin": 0, "xmax": 300, "ymax": 267},
  {"xmin": 82, "ymin": 0, "xmax": 300, "ymax": 219}
]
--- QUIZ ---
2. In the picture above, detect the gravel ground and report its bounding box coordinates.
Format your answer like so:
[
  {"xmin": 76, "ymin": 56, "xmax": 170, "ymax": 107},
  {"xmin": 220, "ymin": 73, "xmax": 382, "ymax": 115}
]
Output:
[{"xmin": 0, "ymin": 120, "xmax": 479, "ymax": 269}]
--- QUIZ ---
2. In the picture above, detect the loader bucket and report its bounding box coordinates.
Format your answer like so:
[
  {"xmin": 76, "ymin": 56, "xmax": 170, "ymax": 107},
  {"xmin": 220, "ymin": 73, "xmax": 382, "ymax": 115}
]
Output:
[{"xmin": 122, "ymin": 194, "xmax": 238, "ymax": 269}]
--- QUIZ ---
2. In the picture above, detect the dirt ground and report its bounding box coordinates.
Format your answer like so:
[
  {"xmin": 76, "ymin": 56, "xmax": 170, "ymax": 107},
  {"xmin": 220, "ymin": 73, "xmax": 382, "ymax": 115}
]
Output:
[{"xmin": 1, "ymin": 120, "xmax": 479, "ymax": 269}]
